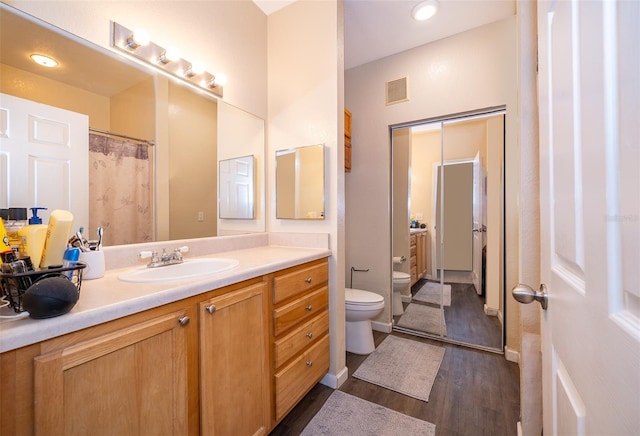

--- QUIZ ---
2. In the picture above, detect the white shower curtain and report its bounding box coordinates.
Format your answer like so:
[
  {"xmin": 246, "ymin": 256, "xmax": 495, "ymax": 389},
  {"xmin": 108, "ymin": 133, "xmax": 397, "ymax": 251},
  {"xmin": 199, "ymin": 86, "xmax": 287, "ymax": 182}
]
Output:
[{"xmin": 88, "ymin": 133, "xmax": 153, "ymax": 245}]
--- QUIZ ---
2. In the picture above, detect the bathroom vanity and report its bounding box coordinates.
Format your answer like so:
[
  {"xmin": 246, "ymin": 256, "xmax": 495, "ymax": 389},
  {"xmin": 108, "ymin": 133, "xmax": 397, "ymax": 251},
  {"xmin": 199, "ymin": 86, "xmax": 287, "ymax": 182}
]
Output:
[
  {"xmin": 0, "ymin": 238, "xmax": 330, "ymax": 435},
  {"xmin": 410, "ymin": 228, "xmax": 428, "ymax": 285}
]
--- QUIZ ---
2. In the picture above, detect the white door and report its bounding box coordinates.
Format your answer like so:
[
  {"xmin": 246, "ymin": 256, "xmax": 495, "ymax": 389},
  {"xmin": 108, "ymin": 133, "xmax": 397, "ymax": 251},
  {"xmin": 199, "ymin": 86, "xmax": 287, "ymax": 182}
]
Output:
[
  {"xmin": 0, "ymin": 93, "xmax": 88, "ymax": 230},
  {"xmin": 538, "ymin": 0, "xmax": 640, "ymax": 434},
  {"xmin": 218, "ymin": 155, "xmax": 255, "ymax": 219},
  {"xmin": 472, "ymin": 152, "xmax": 484, "ymax": 295}
]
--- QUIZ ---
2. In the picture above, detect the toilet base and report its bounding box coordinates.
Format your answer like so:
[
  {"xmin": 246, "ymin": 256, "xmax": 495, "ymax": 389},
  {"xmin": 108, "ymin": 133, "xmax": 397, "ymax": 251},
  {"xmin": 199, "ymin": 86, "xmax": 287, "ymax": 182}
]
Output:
[
  {"xmin": 346, "ymin": 319, "xmax": 376, "ymax": 354},
  {"xmin": 393, "ymin": 291, "xmax": 404, "ymax": 316}
]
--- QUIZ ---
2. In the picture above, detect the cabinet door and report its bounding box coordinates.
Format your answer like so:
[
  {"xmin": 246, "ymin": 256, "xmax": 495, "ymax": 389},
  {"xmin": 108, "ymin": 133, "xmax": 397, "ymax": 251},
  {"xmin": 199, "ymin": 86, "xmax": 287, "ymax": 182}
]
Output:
[
  {"xmin": 200, "ymin": 282, "xmax": 269, "ymax": 436},
  {"xmin": 33, "ymin": 310, "xmax": 190, "ymax": 435}
]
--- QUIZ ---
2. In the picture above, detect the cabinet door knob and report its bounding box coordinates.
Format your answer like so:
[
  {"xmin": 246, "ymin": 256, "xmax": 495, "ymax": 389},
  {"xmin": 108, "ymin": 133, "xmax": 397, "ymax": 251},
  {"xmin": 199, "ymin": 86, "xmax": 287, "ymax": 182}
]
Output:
[
  {"xmin": 306, "ymin": 332, "xmax": 313, "ymax": 339},
  {"xmin": 305, "ymin": 277, "xmax": 312, "ymax": 284},
  {"xmin": 305, "ymin": 305, "xmax": 313, "ymax": 311},
  {"xmin": 206, "ymin": 305, "xmax": 216, "ymax": 314},
  {"xmin": 178, "ymin": 316, "xmax": 190, "ymax": 326},
  {"xmin": 306, "ymin": 361, "xmax": 313, "ymax": 367}
]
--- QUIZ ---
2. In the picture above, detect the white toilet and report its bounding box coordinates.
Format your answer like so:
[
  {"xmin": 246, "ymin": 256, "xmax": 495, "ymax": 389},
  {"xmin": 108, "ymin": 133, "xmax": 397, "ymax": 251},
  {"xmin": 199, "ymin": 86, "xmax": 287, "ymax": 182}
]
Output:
[
  {"xmin": 345, "ymin": 288, "xmax": 385, "ymax": 355},
  {"xmin": 392, "ymin": 271, "xmax": 411, "ymax": 316}
]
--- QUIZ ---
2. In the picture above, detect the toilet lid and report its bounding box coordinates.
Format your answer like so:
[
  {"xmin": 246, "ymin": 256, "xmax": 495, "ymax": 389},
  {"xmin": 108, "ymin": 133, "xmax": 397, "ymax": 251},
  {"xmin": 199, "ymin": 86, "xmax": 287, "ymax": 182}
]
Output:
[
  {"xmin": 345, "ymin": 288, "xmax": 384, "ymax": 304},
  {"xmin": 393, "ymin": 271, "xmax": 410, "ymax": 280}
]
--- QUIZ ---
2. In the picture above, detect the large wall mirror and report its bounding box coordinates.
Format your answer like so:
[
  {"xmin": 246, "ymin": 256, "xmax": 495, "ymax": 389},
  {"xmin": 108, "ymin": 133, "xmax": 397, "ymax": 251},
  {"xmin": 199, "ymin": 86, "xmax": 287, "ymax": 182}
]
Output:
[
  {"xmin": 391, "ymin": 108, "xmax": 505, "ymax": 352},
  {"xmin": 275, "ymin": 144, "xmax": 325, "ymax": 220},
  {"xmin": 0, "ymin": 4, "xmax": 265, "ymax": 246}
]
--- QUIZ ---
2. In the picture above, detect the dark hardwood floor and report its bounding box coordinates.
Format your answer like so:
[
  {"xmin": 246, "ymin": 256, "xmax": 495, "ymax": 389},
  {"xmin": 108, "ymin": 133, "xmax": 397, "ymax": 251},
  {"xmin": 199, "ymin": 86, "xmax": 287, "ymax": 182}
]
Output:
[
  {"xmin": 271, "ymin": 330, "xmax": 520, "ymax": 436},
  {"xmin": 393, "ymin": 279, "xmax": 502, "ymax": 349}
]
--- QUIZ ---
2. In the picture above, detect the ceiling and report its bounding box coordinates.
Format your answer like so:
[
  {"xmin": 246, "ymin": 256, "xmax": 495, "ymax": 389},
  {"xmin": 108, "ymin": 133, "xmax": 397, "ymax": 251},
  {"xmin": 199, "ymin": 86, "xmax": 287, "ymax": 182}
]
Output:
[{"xmin": 253, "ymin": 0, "xmax": 516, "ymax": 70}]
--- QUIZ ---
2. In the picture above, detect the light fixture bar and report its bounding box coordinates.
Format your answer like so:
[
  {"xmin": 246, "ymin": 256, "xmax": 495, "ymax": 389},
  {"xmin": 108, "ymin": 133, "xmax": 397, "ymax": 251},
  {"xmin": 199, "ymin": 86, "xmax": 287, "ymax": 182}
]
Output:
[{"xmin": 111, "ymin": 22, "xmax": 223, "ymax": 98}]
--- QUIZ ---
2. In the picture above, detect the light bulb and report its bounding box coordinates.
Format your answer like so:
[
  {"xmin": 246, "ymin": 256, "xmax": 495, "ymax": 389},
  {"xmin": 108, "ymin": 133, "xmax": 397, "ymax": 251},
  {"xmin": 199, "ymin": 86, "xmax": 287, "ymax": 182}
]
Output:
[
  {"xmin": 412, "ymin": 1, "xmax": 439, "ymax": 21},
  {"xmin": 158, "ymin": 46, "xmax": 181, "ymax": 64},
  {"xmin": 30, "ymin": 54, "xmax": 58, "ymax": 68},
  {"xmin": 126, "ymin": 29, "xmax": 150, "ymax": 49}
]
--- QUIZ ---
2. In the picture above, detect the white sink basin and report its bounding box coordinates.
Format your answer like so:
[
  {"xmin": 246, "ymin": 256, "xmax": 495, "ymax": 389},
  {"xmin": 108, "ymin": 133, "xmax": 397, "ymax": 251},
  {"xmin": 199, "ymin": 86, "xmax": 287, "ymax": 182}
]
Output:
[{"xmin": 117, "ymin": 258, "xmax": 240, "ymax": 283}]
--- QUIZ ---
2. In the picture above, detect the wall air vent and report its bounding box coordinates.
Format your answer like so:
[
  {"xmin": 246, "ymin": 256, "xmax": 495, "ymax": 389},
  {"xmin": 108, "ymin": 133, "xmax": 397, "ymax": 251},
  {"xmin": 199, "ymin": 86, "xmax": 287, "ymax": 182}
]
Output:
[{"xmin": 385, "ymin": 76, "xmax": 409, "ymax": 105}]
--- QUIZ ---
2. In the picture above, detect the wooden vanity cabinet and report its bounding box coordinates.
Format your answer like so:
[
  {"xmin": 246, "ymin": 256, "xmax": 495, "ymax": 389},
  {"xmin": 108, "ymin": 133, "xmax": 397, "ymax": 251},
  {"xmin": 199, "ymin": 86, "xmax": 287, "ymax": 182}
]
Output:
[
  {"xmin": 0, "ymin": 299, "xmax": 198, "ymax": 436},
  {"xmin": 0, "ymin": 259, "xmax": 329, "ymax": 436},
  {"xmin": 270, "ymin": 259, "xmax": 330, "ymax": 424},
  {"xmin": 410, "ymin": 231, "xmax": 428, "ymax": 285},
  {"xmin": 410, "ymin": 234, "xmax": 418, "ymax": 285},
  {"xmin": 33, "ymin": 308, "xmax": 192, "ymax": 435},
  {"xmin": 199, "ymin": 280, "xmax": 270, "ymax": 436}
]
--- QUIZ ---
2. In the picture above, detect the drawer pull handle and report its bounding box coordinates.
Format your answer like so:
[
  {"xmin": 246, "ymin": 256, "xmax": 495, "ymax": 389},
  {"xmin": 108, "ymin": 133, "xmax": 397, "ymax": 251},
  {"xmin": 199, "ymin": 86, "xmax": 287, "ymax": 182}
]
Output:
[
  {"xmin": 306, "ymin": 361, "xmax": 313, "ymax": 367},
  {"xmin": 305, "ymin": 277, "xmax": 312, "ymax": 284},
  {"xmin": 178, "ymin": 316, "xmax": 190, "ymax": 327},
  {"xmin": 305, "ymin": 305, "xmax": 313, "ymax": 311},
  {"xmin": 306, "ymin": 332, "xmax": 313, "ymax": 339},
  {"xmin": 206, "ymin": 305, "xmax": 216, "ymax": 314}
]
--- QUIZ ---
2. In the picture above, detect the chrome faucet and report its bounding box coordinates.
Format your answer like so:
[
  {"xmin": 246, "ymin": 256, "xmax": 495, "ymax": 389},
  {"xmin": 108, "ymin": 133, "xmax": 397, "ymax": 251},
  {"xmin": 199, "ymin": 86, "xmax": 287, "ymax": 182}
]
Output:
[{"xmin": 139, "ymin": 246, "xmax": 189, "ymax": 268}]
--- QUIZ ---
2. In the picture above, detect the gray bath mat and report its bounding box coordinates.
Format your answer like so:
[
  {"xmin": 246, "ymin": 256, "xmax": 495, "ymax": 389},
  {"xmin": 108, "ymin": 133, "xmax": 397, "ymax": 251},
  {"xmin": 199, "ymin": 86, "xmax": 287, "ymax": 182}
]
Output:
[
  {"xmin": 301, "ymin": 390, "xmax": 436, "ymax": 435},
  {"xmin": 352, "ymin": 335, "xmax": 445, "ymax": 402},
  {"xmin": 413, "ymin": 281, "xmax": 452, "ymax": 306},
  {"xmin": 397, "ymin": 303, "xmax": 447, "ymax": 336}
]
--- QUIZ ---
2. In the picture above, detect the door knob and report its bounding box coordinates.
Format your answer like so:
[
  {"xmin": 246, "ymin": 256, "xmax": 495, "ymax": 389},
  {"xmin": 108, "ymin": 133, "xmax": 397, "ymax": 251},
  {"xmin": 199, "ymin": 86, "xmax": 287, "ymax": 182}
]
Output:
[{"xmin": 512, "ymin": 283, "xmax": 548, "ymax": 310}]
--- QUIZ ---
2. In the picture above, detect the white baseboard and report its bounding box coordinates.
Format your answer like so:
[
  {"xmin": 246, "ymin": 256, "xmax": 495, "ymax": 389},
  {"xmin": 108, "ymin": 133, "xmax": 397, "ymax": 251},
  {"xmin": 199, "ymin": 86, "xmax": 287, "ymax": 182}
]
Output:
[
  {"xmin": 401, "ymin": 295, "xmax": 412, "ymax": 303},
  {"xmin": 371, "ymin": 320, "xmax": 393, "ymax": 333},
  {"xmin": 505, "ymin": 346, "xmax": 520, "ymax": 364},
  {"xmin": 517, "ymin": 421, "xmax": 523, "ymax": 436},
  {"xmin": 497, "ymin": 309, "xmax": 504, "ymax": 325},
  {"xmin": 320, "ymin": 365, "xmax": 349, "ymax": 389},
  {"xmin": 484, "ymin": 304, "xmax": 499, "ymax": 317}
]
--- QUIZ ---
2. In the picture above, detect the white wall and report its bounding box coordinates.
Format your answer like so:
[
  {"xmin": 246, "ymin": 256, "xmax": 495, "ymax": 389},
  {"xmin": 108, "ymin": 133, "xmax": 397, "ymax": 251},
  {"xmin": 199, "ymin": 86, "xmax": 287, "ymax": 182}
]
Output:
[
  {"xmin": 345, "ymin": 16, "xmax": 521, "ymax": 350},
  {"xmin": 267, "ymin": 0, "xmax": 346, "ymax": 387}
]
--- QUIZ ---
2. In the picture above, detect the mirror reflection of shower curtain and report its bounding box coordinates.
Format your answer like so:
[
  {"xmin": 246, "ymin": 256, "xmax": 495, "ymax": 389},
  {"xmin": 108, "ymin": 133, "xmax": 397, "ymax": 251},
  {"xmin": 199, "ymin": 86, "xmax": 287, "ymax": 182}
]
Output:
[{"xmin": 89, "ymin": 133, "xmax": 153, "ymax": 245}]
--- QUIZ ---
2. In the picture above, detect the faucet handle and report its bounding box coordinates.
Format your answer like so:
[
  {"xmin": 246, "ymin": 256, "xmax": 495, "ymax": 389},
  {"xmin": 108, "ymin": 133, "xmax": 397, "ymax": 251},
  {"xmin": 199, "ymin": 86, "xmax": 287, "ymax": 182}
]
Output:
[
  {"xmin": 176, "ymin": 246, "xmax": 189, "ymax": 253},
  {"xmin": 138, "ymin": 250, "xmax": 155, "ymax": 259}
]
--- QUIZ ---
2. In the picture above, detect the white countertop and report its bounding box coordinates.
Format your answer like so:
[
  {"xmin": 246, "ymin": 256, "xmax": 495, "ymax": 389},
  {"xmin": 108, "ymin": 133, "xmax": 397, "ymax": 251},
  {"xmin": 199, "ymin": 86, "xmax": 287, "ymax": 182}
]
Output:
[
  {"xmin": 0, "ymin": 244, "xmax": 330, "ymax": 353},
  {"xmin": 410, "ymin": 228, "xmax": 428, "ymax": 234}
]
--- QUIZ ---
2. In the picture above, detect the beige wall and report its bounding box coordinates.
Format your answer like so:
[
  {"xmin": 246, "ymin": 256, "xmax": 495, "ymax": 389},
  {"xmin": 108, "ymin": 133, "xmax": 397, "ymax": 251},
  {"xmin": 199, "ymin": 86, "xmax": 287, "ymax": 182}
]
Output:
[
  {"xmin": 345, "ymin": 16, "xmax": 520, "ymax": 349},
  {"xmin": 110, "ymin": 76, "xmax": 155, "ymax": 142},
  {"xmin": 0, "ymin": 63, "xmax": 110, "ymax": 128},
  {"xmin": 167, "ymin": 81, "xmax": 217, "ymax": 240},
  {"xmin": 267, "ymin": 0, "xmax": 346, "ymax": 387}
]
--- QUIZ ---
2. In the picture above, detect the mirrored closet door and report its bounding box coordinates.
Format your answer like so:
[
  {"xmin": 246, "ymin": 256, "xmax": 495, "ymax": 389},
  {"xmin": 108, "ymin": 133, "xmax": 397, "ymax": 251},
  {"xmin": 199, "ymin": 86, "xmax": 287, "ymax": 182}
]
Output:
[{"xmin": 391, "ymin": 108, "xmax": 505, "ymax": 352}]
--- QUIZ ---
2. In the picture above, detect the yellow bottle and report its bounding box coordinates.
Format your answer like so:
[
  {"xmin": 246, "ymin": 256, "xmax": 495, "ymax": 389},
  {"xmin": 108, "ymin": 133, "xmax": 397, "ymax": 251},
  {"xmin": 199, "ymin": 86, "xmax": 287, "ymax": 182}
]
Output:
[
  {"xmin": 18, "ymin": 207, "xmax": 48, "ymax": 267},
  {"xmin": 0, "ymin": 219, "xmax": 12, "ymax": 255},
  {"xmin": 39, "ymin": 210, "xmax": 74, "ymax": 268}
]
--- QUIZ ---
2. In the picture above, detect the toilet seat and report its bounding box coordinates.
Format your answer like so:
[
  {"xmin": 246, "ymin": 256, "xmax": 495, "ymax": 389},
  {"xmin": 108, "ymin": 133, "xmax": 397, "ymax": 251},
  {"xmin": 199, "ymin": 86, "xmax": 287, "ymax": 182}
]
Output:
[
  {"xmin": 393, "ymin": 271, "xmax": 411, "ymax": 283},
  {"xmin": 345, "ymin": 288, "xmax": 384, "ymax": 306}
]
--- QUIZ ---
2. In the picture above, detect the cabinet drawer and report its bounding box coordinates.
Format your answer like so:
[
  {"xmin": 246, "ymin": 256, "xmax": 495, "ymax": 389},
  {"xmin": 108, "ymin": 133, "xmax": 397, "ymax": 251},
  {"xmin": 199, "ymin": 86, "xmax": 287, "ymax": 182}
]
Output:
[
  {"xmin": 273, "ymin": 261, "xmax": 328, "ymax": 304},
  {"xmin": 274, "ymin": 335, "xmax": 329, "ymax": 421},
  {"xmin": 273, "ymin": 287, "xmax": 328, "ymax": 336},
  {"xmin": 274, "ymin": 310, "xmax": 329, "ymax": 368}
]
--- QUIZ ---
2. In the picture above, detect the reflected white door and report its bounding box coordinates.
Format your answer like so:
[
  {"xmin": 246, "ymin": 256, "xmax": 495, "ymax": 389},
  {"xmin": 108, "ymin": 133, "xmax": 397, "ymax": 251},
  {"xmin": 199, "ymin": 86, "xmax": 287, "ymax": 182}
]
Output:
[
  {"xmin": 219, "ymin": 156, "xmax": 255, "ymax": 219},
  {"xmin": 472, "ymin": 152, "xmax": 484, "ymax": 295},
  {"xmin": 0, "ymin": 93, "xmax": 88, "ymax": 229},
  {"xmin": 538, "ymin": 0, "xmax": 640, "ymax": 434}
]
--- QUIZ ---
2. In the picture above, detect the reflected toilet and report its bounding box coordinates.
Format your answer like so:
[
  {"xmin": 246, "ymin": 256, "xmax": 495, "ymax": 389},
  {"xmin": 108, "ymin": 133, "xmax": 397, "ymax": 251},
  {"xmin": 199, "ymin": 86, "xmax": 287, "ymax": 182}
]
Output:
[
  {"xmin": 345, "ymin": 288, "xmax": 384, "ymax": 354},
  {"xmin": 392, "ymin": 271, "xmax": 411, "ymax": 316}
]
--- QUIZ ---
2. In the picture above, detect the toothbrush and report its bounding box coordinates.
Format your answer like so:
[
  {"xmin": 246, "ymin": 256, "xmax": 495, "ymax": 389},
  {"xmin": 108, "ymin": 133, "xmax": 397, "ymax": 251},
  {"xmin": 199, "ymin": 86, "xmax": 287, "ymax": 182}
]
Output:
[{"xmin": 97, "ymin": 227, "xmax": 103, "ymax": 251}]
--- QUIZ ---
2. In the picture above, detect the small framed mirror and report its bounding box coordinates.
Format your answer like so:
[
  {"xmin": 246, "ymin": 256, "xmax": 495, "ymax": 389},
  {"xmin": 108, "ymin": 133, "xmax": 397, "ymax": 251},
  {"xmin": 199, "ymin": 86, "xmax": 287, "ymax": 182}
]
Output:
[
  {"xmin": 219, "ymin": 155, "xmax": 256, "ymax": 219},
  {"xmin": 276, "ymin": 144, "xmax": 325, "ymax": 220}
]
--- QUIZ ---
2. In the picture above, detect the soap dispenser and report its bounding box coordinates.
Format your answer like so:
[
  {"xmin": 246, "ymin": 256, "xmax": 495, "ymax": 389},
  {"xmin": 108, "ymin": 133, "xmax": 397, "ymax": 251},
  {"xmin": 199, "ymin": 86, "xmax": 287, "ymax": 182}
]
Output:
[{"xmin": 18, "ymin": 207, "xmax": 48, "ymax": 268}]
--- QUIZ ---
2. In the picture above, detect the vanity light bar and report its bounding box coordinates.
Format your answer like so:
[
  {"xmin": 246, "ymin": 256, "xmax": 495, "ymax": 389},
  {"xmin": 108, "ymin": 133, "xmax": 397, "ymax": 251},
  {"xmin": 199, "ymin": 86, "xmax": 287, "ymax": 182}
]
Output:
[{"xmin": 111, "ymin": 22, "xmax": 224, "ymax": 98}]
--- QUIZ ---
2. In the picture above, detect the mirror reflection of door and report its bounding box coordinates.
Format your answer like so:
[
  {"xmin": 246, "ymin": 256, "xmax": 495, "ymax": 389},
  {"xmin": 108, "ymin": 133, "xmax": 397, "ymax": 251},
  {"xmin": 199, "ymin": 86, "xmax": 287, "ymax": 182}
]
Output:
[{"xmin": 391, "ymin": 109, "xmax": 505, "ymax": 352}]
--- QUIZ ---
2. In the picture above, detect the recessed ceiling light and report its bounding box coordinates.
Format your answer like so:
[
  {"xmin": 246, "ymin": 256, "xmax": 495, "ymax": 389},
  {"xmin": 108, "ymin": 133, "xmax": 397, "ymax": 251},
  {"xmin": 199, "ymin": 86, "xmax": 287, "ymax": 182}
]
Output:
[
  {"xmin": 412, "ymin": 0, "xmax": 439, "ymax": 22},
  {"xmin": 30, "ymin": 54, "xmax": 59, "ymax": 68}
]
